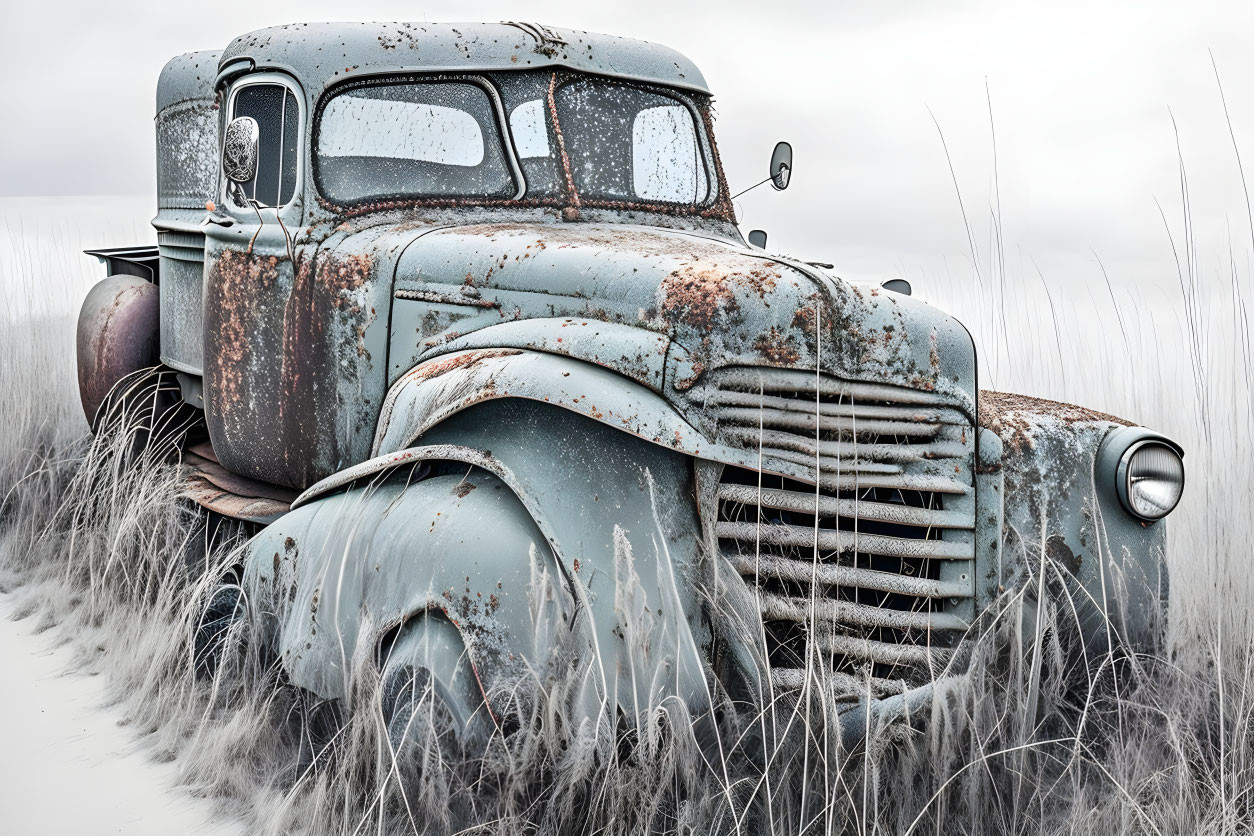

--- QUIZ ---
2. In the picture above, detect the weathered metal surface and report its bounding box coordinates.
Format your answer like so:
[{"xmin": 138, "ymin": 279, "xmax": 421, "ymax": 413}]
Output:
[
  {"xmin": 373, "ymin": 348, "xmax": 727, "ymax": 459},
  {"xmin": 155, "ymin": 50, "xmax": 221, "ymax": 217},
  {"xmin": 386, "ymin": 222, "xmax": 976, "ymax": 408},
  {"xmin": 241, "ymin": 400, "xmax": 713, "ymax": 728},
  {"xmin": 181, "ymin": 442, "xmax": 295, "ymax": 523},
  {"xmin": 182, "ymin": 473, "xmax": 292, "ymax": 524},
  {"xmin": 110, "ymin": 21, "xmax": 1181, "ymax": 738},
  {"xmin": 157, "ymin": 229, "xmax": 206, "ymax": 374},
  {"xmin": 76, "ymin": 275, "xmax": 161, "ymax": 427},
  {"xmin": 154, "ymin": 50, "xmax": 219, "ymax": 380},
  {"xmin": 219, "ymin": 22, "xmax": 711, "ymax": 96},
  {"xmin": 201, "ymin": 218, "xmax": 398, "ymax": 489},
  {"xmin": 973, "ymin": 393, "xmax": 1171, "ymax": 652},
  {"xmin": 706, "ymin": 365, "xmax": 976, "ymax": 695}
]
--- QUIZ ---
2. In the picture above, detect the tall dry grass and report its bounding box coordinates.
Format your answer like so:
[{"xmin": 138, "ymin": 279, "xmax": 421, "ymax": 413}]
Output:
[{"xmin": 1, "ymin": 157, "xmax": 1252, "ymax": 834}]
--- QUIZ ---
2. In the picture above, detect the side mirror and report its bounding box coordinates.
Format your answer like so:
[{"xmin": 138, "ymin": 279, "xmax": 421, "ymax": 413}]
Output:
[
  {"xmin": 881, "ymin": 278, "xmax": 912, "ymax": 296},
  {"xmin": 748, "ymin": 229, "xmax": 768, "ymax": 249},
  {"xmin": 222, "ymin": 116, "xmax": 259, "ymax": 184},
  {"xmin": 770, "ymin": 141, "xmax": 793, "ymax": 191}
]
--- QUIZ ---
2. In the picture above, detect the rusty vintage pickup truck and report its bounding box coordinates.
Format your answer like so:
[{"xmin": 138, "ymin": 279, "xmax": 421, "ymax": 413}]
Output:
[{"xmin": 76, "ymin": 21, "xmax": 1183, "ymax": 749}]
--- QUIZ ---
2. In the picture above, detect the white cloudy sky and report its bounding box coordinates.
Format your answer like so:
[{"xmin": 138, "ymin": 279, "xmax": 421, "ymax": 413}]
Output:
[{"xmin": 4, "ymin": 0, "xmax": 1253, "ymax": 290}]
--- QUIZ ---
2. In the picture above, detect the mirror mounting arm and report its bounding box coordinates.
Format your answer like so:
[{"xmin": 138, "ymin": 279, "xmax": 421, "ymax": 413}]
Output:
[{"xmin": 730, "ymin": 141, "xmax": 794, "ymax": 201}]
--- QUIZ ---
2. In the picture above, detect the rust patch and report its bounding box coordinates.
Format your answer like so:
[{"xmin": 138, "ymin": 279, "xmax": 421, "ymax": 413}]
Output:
[
  {"xmin": 979, "ymin": 390, "xmax": 1131, "ymax": 456},
  {"xmin": 737, "ymin": 266, "xmax": 780, "ymax": 298},
  {"xmin": 317, "ymin": 252, "xmax": 372, "ymax": 309},
  {"xmin": 979, "ymin": 391, "xmax": 1132, "ymax": 430},
  {"xmin": 453, "ymin": 480, "xmax": 477, "ymax": 498},
  {"xmin": 408, "ymin": 349, "xmax": 523, "ymax": 383},
  {"xmin": 206, "ymin": 251, "xmax": 281, "ymax": 425},
  {"xmin": 658, "ymin": 262, "xmax": 739, "ymax": 332},
  {"xmin": 752, "ymin": 327, "xmax": 801, "ymax": 365}
]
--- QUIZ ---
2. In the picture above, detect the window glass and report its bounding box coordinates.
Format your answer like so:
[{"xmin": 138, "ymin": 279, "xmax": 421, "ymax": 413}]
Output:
[
  {"xmin": 491, "ymin": 72, "xmax": 562, "ymax": 198},
  {"xmin": 231, "ymin": 82, "xmax": 299, "ymax": 207},
  {"xmin": 554, "ymin": 80, "xmax": 710, "ymax": 205},
  {"xmin": 632, "ymin": 105, "xmax": 707, "ymax": 202},
  {"xmin": 316, "ymin": 81, "xmax": 513, "ymax": 204},
  {"xmin": 509, "ymin": 100, "xmax": 551, "ymax": 159}
]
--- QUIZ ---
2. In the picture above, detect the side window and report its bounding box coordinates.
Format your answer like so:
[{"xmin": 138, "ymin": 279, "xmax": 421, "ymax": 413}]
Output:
[{"xmin": 231, "ymin": 81, "xmax": 300, "ymax": 207}]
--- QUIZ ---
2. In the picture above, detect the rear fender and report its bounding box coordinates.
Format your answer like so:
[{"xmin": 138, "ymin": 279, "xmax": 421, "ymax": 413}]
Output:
[{"xmin": 76, "ymin": 275, "xmax": 161, "ymax": 427}]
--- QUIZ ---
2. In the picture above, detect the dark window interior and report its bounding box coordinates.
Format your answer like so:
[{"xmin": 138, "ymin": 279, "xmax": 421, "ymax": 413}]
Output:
[{"xmin": 232, "ymin": 82, "xmax": 299, "ymax": 207}]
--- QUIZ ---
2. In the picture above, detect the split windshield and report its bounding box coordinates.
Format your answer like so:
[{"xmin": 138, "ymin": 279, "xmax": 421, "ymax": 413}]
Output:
[{"xmin": 313, "ymin": 72, "xmax": 714, "ymax": 208}]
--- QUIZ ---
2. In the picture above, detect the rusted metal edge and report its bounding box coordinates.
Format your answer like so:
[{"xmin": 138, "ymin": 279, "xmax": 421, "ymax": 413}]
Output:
[
  {"xmin": 978, "ymin": 390, "xmax": 1133, "ymax": 429},
  {"xmin": 183, "ymin": 472, "xmax": 290, "ymax": 524},
  {"xmin": 181, "ymin": 443, "xmax": 298, "ymax": 523},
  {"xmin": 184, "ymin": 451, "xmax": 300, "ymax": 502}
]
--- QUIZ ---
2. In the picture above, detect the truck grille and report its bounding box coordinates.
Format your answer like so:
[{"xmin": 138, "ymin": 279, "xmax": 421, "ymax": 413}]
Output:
[{"xmin": 692, "ymin": 367, "xmax": 976, "ymax": 699}]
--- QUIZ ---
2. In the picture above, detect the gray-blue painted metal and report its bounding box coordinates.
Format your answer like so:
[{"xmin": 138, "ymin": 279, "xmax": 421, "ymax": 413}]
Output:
[
  {"xmin": 219, "ymin": 22, "xmax": 710, "ymax": 95},
  {"xmin": 104, "ymin": 22, "xmax": 1183, "ymax": 751}
]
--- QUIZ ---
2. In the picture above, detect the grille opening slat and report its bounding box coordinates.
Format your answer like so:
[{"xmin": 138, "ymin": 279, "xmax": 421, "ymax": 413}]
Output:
[{"xmin": 703, "ymin": 367, "xmax": 976, "ymax": 695}]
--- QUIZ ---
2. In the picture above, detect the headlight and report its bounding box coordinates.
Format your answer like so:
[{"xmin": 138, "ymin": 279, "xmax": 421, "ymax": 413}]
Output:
[{"xmin": 1117, "ymin": 440, "xmax": 1185, "ymax": 521}]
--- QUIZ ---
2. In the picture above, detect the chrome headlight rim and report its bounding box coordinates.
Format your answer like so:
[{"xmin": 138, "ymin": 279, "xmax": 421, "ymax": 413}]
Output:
[{"xmin": 1115, "ymin": 437, "xmax": 1185, "ymax": 522}]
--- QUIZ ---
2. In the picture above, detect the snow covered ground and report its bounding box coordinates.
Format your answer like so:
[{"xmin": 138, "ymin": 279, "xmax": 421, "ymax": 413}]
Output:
[{"xmin": 0, "ymin": 593, "xmax": 242, "ymax": 835}]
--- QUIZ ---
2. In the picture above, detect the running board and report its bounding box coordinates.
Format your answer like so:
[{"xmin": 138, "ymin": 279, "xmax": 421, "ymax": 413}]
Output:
[{"xmin": 182, "ymin": 441, "xmax": 296, "ymax": 524}]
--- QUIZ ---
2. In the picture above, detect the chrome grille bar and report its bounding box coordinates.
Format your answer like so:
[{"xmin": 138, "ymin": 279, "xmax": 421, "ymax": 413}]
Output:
[
  {"xmin": 728, "ymin": 554, "xmax": 969, "ymax": 598},
  {"xmin": 704, "ymin": 366, "xmax": 976, "ymax": 697},
  {"xmin": 757, "ymin": 592, "xmax": 970, "ymax": 632},
  {"xmin": 717, "ymin": 484, "xmax": 973, "ymax": 529},
  {"xmin": 720, "ymin": 424, "xmax": 967, "ymax": 462},
  {"xmin": 717, "ymin": 521, "xmax": 973, "ymax": 560}
]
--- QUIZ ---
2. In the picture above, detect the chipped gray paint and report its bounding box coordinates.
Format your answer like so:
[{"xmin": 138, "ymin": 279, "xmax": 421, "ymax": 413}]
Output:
[{"xmin": 244, "ymin": 400, "xmax": 714, "ymax": 730}]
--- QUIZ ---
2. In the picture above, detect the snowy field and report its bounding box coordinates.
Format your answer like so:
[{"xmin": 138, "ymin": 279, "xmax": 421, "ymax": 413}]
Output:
[{"xmin": 1, "ymin": 176, "xmax": 1252, "ymax": 832}]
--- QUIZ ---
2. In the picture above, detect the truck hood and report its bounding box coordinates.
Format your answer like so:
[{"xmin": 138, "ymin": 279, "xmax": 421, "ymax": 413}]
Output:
[{"xmin": 391, "ymin": 221, "xmax": 976, "ymax": 416}]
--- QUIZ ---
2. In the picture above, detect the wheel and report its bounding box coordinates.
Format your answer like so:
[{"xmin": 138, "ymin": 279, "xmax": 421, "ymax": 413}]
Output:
[
  {"xmin": 377, "ymin": 614, "xmax": 482, "ymax": 759},
  {"xmin": 194, "ymin": 583, "xmax": 244, "ymax": 678},
  {"xmin": 380, "ymin": 663, "xmax": 464, "ymax": 760},
  {"xmin": 92, "ymin": 366, "xmax": 202, "ymax": 459}
]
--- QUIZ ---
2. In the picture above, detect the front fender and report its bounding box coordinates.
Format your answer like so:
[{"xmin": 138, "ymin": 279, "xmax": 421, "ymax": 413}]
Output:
[
  {"xmin": 976, "ymin": 392, "xmax": 1175, "ymax": 655},
  {"xmin": 244, "ymin": 399, "xmax": 729, "ymax": 726},
  {"xmin": 372, "ymin": 347, "xmax": 738, "ymax": 461},
  {"xmin": 243, "ymin": 464, "xmax": 571, "ymax": 702}
]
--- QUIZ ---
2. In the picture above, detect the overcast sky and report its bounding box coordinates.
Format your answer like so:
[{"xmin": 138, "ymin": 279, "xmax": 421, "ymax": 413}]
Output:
[{"xmin": 4, "ymin": 0, "xmax": 1254, "ymax": 291}]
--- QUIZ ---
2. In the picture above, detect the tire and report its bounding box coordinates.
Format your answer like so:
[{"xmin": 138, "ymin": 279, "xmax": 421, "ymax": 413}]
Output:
[
  {"xmin": 380, "ymin": 663, "xmax": 464, "ymax": 760},
  {"xmin": 377, "ymin": 614, "xmax": 481, "ymax": 760},
  {"xmin": 93, "ymin": 366, "xmax": 203, "ymax": 460},
  {"xmin": 194, "ymin": 583, "xmax": 245, "ymax": 678}
]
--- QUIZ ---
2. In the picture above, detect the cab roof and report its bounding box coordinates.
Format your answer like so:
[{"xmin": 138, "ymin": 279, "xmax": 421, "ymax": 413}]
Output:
[{"xmin": 218, "ymin": 22, "xmax": 710, "ymax": 96}]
